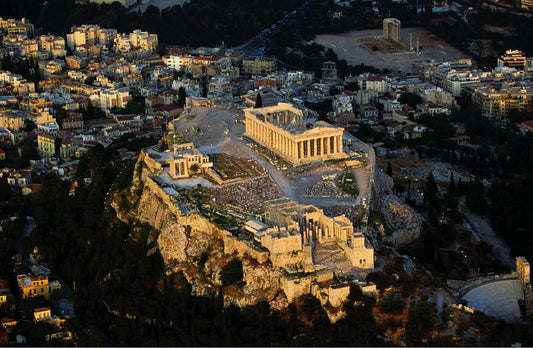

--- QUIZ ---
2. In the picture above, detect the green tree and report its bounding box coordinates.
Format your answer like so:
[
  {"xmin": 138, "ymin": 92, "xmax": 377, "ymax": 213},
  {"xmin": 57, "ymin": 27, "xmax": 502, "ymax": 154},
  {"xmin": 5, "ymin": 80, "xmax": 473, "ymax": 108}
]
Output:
[
  {"xmin": 325, "ymin": 48, "xmax": 338, "ymax": 61},
  {"xmin": 406, "ymin": 301, "xmax": 438, "ymax": 342},
  {"xmin": 125, "ymin": 99, "xmax": 142, "ymax": 114},
  {"xmin": 55, "ymin": 106, "xmax": 67, "ymax": 128},
  {"xmin": 177, "ymin": 87, "xmax": 187, "ymax": 107},
  {"xmin": 220, "ymin": 258, "xmax": 243, "ymax": 286},
  {"xmin": 254, "ymin": 93, "xmax": 263, "ymax": 109},
  {"xmin": 379, "ymin": 296, "xmax": 406, "ymax": 315},
  {"xmin": 0, "ymin": 173, "xmax": 10, "ymax": 201},
  {"xmin": 386, "ymin": 161, "xmax": 393, "ymax": 177},
  {"xmin": 173, "ymin": 70, "xmax": 184, "ymax": 80},
  {"xmin": 398, "ymin": 92, "xmax": 422, "ymax": 109},
  {"xmin": 84, "ymin": 76, "xmax": 96, "ymax": 85},
  {"xmin": 448, "ymin": 173, "xmax": 455, "ymax": 194},
  {"xmin": 23, "ymin": 119, "xmax": 36, "ymax": 132},
  {"xmin": 425, "ymin": 171, "xmax": 438, "ymax": 202},
  {"xmin": 189, "ymin": 163, "xmax": 200, "ymax": 175}
]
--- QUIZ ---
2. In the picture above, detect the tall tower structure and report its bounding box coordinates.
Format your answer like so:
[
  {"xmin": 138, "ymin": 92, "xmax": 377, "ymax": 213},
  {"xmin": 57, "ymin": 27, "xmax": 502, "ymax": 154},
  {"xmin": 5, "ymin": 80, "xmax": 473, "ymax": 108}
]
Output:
[
  {"xmin": 383, "ymin": 18, "xmax": 401, "ymax": 42},
  {"xmin": 321, "ymin": 61, "xmax": 337, "ymax": 80}
]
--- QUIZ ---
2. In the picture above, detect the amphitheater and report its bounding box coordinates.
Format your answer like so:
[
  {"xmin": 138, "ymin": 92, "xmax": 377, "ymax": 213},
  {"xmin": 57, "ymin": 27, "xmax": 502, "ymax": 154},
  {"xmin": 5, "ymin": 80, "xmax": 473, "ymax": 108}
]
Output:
[{"xmin": 462, "ymin": 278, "xmax": 524, "ymax": 323}]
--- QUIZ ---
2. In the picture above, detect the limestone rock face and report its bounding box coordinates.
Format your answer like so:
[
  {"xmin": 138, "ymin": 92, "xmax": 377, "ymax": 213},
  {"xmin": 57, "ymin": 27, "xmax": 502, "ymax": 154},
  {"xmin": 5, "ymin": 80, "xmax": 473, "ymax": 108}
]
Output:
[
  {"xmin": 372, "ymin": 172, "xmax": 422, "ymax": 247},
  {"xmin": 220, "ymin": 258, "xmax": 284, "ymax": 309},
  {"xmin": 114, "ymin": 156, "xmax": 284, "ymax": 309},
  {"xmin": 382, "ymin": 198, "xmax": 422, "ymax": 247},
  {"xmin": 133, "ymin": 186, "xmax": 190, "ymax": 263}
]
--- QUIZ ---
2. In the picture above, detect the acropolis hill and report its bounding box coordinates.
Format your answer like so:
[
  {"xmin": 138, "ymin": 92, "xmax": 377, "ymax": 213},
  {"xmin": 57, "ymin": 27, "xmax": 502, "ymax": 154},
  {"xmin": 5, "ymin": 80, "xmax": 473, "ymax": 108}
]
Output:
[{"xmin": 112, "ymin": 102, "xmax": 422, "ymax": 321}]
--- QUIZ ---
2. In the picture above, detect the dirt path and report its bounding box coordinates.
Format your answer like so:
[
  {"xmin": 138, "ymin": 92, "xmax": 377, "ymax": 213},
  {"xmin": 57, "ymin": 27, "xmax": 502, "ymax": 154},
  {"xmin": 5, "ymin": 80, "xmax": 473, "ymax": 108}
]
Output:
[{"xmin": 459, "ymin": 200, "xmax": 514, "ymax": 268}]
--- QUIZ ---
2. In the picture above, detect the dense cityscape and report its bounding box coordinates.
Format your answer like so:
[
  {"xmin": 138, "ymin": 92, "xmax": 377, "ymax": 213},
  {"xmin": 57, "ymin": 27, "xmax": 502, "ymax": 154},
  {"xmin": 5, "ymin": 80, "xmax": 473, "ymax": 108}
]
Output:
[{"xmin": 0, "ymin": 0, "xmax": 533, "ymax": 345}]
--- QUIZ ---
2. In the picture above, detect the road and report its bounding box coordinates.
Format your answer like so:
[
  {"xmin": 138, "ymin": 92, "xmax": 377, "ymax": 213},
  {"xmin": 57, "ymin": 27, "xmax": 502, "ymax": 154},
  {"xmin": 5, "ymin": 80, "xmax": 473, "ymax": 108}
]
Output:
[
  {"xmin": 16, "ymin": 218, "xmax": 35, "ymax": 265},
  {"xmin": 234, "ymin": 0, "xmax": 318, "ymax": 54},
  {"xmin": 459, "ymin": 200, "xmax": 513, "ymax": 268}
]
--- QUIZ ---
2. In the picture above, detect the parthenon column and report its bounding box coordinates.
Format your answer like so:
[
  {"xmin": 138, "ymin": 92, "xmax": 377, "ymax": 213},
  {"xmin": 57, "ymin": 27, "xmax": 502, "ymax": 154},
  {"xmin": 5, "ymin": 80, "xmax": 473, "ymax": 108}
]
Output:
[
  {"xmin": 289, "ymin": 139, "xmax": 294, "ymax": 158},
  {"xmin": 298, "ymin": 141, "xmax": 302, "ymax": 159},
  {"xmin": 337, "ymin": 135, "xmax": 342, "ymax": 153}
]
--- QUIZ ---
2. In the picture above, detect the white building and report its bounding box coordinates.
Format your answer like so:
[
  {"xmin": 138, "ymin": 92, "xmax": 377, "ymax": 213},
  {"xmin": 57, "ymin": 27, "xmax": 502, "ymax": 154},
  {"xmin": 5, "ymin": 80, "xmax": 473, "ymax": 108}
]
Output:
[
  {"xmin": 97, "ymin": 87, "xmax": 132, "ymax": 110},
  {"xmin": 114, "ymin": 29, "xmax": 158, "ymax": 58},
  {"xmin": 66, "ymin": 24, "xmax": 117, "ymax": 50}
]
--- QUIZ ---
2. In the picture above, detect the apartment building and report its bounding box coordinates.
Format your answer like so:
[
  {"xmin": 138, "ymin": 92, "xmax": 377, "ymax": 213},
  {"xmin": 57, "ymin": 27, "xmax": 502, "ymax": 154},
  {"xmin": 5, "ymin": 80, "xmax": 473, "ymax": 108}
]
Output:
[
  {"xmin": 472, "ymin": 84, "xmax": 533, "ymax": 118},
  {"xmin": 164, "ymin": 48, "xmax": 193, "ymax": 72},
  {"xmin": 16, "ymin": 274, "xmax": 61, "ymax": 301},
  {"xmin": 114, "ymin": 29, "xmax": 158, "ymax": 58},
  {"xmin": 37, "ymin": 133, "xmax": 57, "ymax": 158},
  {"xmin": 0, "ymin": 17, "xmax": 34, "ymax": 37},
  {"xmin": 66, "ymin": 24, "xmax": 117, "ymax": 50},
  {"xmin": 98, "ymin": 87, "xmax": 132, "ymax": 110},
  {"xmin": 242, "ymin": 56, "xmax": 276, "ymax": 75},
  {"xmin": 497, "ymin": 49, "xmax": 527, "ymax": 70}
]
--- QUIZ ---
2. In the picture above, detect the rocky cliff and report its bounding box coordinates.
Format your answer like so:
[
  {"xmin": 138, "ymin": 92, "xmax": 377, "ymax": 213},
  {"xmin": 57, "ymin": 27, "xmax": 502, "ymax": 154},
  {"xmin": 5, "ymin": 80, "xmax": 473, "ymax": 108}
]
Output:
[
  {"xmin": 111, "ymin": 152, "xmax": 287, "ymax": 309},
  {"xmin": 371, "ymin": 171, "xmax": 422, "ymax": 248}
]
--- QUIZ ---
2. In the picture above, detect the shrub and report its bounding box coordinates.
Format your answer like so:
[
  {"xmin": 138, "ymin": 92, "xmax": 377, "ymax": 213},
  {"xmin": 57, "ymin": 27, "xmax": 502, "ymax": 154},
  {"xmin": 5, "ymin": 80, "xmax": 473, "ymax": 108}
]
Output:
[{"xmin": 220, "ymin": 258, "xmax": 243, "ymax": 286}]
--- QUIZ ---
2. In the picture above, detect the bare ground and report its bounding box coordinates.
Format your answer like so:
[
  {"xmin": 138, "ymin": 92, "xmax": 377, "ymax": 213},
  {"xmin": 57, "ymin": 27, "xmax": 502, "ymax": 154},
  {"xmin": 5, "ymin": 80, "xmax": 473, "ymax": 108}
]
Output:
[{"xmin": 315, "ymin": 27, "xmax": 469, "ymax": 74}]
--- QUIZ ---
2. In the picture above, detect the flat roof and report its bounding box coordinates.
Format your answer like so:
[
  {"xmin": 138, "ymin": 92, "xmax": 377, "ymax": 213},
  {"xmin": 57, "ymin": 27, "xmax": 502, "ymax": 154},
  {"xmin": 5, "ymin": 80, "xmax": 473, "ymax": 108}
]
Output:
[{"xmin": 163, "ymin": 187, "xmax": 179, "ymax": 196}]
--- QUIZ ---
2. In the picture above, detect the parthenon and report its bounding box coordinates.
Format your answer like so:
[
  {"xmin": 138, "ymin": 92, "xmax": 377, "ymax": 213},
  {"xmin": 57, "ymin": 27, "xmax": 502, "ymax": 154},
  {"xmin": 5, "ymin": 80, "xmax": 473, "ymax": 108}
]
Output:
[{"xmin": 244, "ymin": 102, "xmax": 346, "ymax": 165}]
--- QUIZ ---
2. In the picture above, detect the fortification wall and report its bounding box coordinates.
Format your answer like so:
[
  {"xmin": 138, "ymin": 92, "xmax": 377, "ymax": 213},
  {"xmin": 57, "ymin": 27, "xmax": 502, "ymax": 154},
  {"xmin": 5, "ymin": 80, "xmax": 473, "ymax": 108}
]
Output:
[
  {"xmin": 141, "ymin": 175, "xmax": 185, "ymax": 219},
  {"xmin": 143, "ymin": 151, "xmax": 163, "ymax": 172},
  {"xmin": 262, "ymin": 233, "xmax": 302, "ymax": 254},
  {"xmin": 280, "ymin": 274, "xmax": 314, "ymax": 303},
  {"xmin": 270, "ymin": 251, "xmax": 303, "ymax": 270},
  {"xmin": 223, "ymin": 232, "xmax": 269, "ymax": 264},
  {"xmin": 327, "ymin": 284, "xmax": 351, "ymax": 307},
  {"xmin": 343, "ymin": 242, "xmax": 374, "ymax": 269}
]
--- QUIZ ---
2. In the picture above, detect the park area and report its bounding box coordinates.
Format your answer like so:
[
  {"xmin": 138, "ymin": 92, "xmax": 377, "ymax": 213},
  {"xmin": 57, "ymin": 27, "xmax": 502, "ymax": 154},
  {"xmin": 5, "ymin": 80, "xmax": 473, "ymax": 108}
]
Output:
[
  {"xmin": 315, "ymin": 27, "xmax": 469, "ymax": 74},
  {"xmin": 129, "ymin": 0, "xmax": 190, "ymax": 12}
]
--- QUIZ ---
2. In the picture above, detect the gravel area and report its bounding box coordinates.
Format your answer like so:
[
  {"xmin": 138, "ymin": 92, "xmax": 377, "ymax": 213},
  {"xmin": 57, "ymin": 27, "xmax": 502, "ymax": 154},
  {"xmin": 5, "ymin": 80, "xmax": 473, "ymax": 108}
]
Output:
[{"xmin": 315, "ymin": 27, "xmax": 469, "ymax": 74}]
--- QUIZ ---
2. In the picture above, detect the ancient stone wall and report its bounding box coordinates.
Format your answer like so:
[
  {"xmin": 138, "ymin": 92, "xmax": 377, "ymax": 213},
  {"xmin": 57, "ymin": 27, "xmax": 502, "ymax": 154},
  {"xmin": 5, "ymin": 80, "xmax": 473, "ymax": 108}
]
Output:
[
  {"xmin": 269, "ymin": 251, "xmax": 303, "ymax": 270},
  {"xmin": 142, "ymin": 151, "xmax": 163, "ymax": 173},
  {"xmin": 223, "ymin": 231, "xmax": 270, "ymax": 264},
  {"xmin": 342, "ymin": 239, "xmax": 374, "ymax": 269},
  {"xmin": 261, "ymin": 231, "xmax": 302, "ymax": 255},
  {"xmin": 327, "ymin": 284, "xmax": 351, "ymax": 307},
  {"xmin": 280, "ymin": 274, "xmax": 314, "ymax": 303},
  {"xmin": 141, "ymin": 175, "xmax": 185, "ymax": 219}
]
